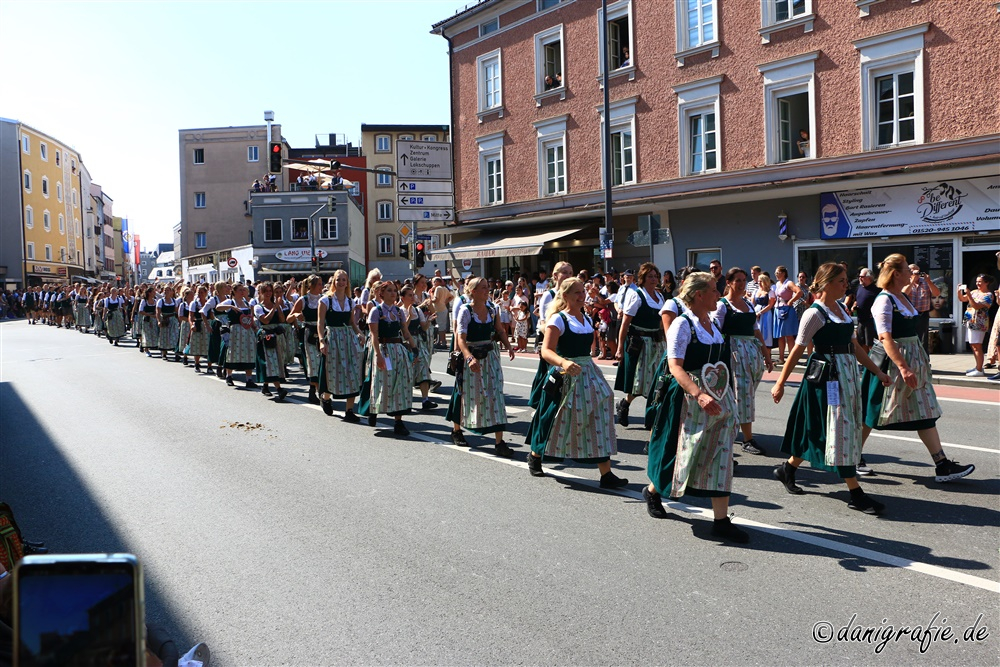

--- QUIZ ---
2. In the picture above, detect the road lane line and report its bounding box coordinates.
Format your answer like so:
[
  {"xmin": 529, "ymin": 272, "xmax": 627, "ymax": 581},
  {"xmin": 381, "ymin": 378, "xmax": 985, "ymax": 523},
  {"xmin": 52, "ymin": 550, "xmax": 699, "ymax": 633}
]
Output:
[
  {"xmin": 936, "ymin": 397, "xmax": 999, "ymax": 406},
  {"xmin": 867, "ymin": 432, "xmax": 998, "ymax": 454}
]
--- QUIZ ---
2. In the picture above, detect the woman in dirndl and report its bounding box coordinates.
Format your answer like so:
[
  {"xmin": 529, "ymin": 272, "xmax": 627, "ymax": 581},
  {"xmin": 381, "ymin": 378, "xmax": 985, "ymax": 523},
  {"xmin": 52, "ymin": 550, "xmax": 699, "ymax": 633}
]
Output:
[
  {"xmin": 714, "ymin": 267, "xmax": 773, "ymax": 455},
  {"xmin": 204, "ymin": 281, "xmax": 231, "ymax": 376},
  {"xmin": 103, "ymin": 288, "xmax": 127, "ymax": 346},
  {"xmin": 177, "ymin": 287, "xmax": 194, "ymax": 366},
  {"xmin": 858, "ymin": 254, "xmax": 975, "ymax": 483},
  {"xmin": 359, "ymin": 281, "xmax": 416, "ymax": 436},
  {"xmin": 527, "ymin": 262, "xmax": 574, "ymax": 413},
  {"xmin": 288, "ymin": 275, "xmax": 324, "ymax": 404},
  {"xmin": 74, "ymin": 286, "xmax": 92, "ymax": 332},
  {"xmin": 400, "ymin": 284, "xmax": 437, "ymax": 412},
  {"xmin": 317, "ymin": 270, "xmax": 363, "ymax": 421},
  {"xmin": 253, "ymin": 281, "xmax": 288, "ymax": 401},
  {"xmin": 643, "ymin": 266, "xmax": 697, "ymax": 433},
  {"xmin": 187, "ymin": 285, "xmax": 210, "ymax": 372},
  {"xmin": 217, "ymin": 283, "xmax": 258, "ymax": 389},
  {"xmin": 91, "ymin": 290, "xmax": 106, "ymax": 337},
  {"xmin": 526, "ymin": 278, "xmax": 628, "ymax": 488},
  {"xmin": 771, "ymin": 263, "xmax": 890, "ymax": 515},
  {"xmin": 156, "ymin": 285, "xmax": 181, "ymax": 362},
  {"xmin": 446, "ymin": 277, "xmax": 517, "ymax": 457},
  {"xmin": 642, "ymin": 272, "xmax": 749, "ymax": 543},
  {"xmin": 137, "ymin": 287, "xmax": 160, "ymax": 357},
  {"xmin": 615, "ymin": 262, "xmax": 667, "ymax": 428}
]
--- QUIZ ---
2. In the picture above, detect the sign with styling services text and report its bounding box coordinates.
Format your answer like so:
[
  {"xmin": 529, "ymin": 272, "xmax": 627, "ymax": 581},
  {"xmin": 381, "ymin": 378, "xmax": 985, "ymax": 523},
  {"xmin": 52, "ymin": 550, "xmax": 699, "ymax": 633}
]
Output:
[{"xmin": 819, "ymin": 177, "xmax": 999, "ymax": 239}]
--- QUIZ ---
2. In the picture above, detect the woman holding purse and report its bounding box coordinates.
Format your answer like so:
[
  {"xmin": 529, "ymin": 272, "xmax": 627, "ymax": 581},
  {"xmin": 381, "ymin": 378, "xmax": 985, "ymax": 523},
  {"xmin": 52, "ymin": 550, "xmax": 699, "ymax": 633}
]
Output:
[{"xmin": 317, "ymin": 270, "xmax": 364, "ymax": 420}]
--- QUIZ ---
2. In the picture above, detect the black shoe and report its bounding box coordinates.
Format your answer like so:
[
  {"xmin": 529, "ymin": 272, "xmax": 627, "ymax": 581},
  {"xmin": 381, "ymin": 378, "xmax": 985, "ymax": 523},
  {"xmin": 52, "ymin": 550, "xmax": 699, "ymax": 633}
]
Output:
[
  {"xmin": 225, "ymin": 376, "xmax": 235, "ymax": 386},
  {"xmin": 394, "ymin": 421, "xmax": 410, "ymax": 437},
  {"xmin": 642, "ymin": 486, "xmax": 668, "ymax": 519},
  {"xmin": 368, "ymin": 414, "xmax": 377, "ymax": 427},
  {"xmin": 495, "ymin": 441, "xmax": 514, "ymax": 458},
  {"xmin": 615, "ymin": 398, "xmax": 630, "ymax": 427},
  {"xmin": 22, "ymin": 542, "xmax": 49, "ymax": 555},
  {"xmin": 527, "ymin": 453, "xmax": 545, "ymax": 477},
  {"xmin": 308, "ymin": 394, "xmax": 321, "ymax": 405},
  {"xmin": 773, "ymin": 462, "xmax": 805, "ymax": 495},
  {"xmin": 261, "ymin": 386, "xmax": 273, "ymax": 396},
  {"xmin": 741, "ymin": 438, "xmax": 764, "ymax": 455},
  {"xmin": 599, "ymin": 471, "xmax": 629, "ymax": 489},
  {"xmin": 429, "ymin": 380, "xmax": 443, "ymax": 391},
  {"xmin": 848, "ymin": 489, "xmax": 885, "ymax": 515},
  {"xmin": 856, "ymin": 458, "xmax": 873, "ymax": 476},
  {"xmin": 934, "ymin": 459, "xmax": 975, "ymax": 483},
  {"xmin": 245, "ymin": 380, "xmax": 258, "ymax": 389},
  {"xmin": 711, "ymin": 516, "xmax": 750, "ymax": 544},
  {"xmin": 343, "ymin": 409, "xmax": 360, "ymax": 423},
  {"xmin": 451, "ymin": 430, "xmax": 469, "ymax": 447},
  {"xmin": 421, "ymin": 399, "xmax": 438, "ymax": 411},
  {"xmin": 216, "ymin": 367, "xmax": 225, "ymax": 378},
  {"xmin": 321, "ymin": 398, "xmax": 334, "ymax": 416},
  {"xmin": 195, "ymin": 362, "xmax": 202, "ymax": 372},
  {"xmin": 642, "ymin": 442, "xmax": 648, "ymax": 455},
  {"xmin": 182, "ymin": 357, "xmax": 189, "ymax": 366},
  {"xmin": 275, "ymin": 387, "xmax": 288, "ymax": 402}
]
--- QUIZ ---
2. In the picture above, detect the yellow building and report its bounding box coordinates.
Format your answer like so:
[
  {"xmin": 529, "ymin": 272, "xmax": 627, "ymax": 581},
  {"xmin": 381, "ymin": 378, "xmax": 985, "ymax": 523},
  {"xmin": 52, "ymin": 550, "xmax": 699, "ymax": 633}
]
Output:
[{"xmin": 17, "ymin": 124, "xmax": 87, "ymax": 284}]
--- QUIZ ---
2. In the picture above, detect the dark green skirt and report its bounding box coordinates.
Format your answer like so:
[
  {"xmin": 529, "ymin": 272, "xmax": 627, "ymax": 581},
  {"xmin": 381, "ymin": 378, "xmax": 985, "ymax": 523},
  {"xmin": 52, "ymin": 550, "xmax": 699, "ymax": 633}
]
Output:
[{"xmin": 780, "ymin": 380, "xmax": 856, "ymax": 478}]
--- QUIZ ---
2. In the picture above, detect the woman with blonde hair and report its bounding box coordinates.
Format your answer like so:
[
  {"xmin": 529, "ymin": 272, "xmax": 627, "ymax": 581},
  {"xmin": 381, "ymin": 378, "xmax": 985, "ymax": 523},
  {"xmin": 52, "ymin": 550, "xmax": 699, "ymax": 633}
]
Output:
[
  {"xmin": 753, "ymin": 273, "xmax": 775, "ymax": 350},
  {"xmin": 858, "ymin": 254, "xmax": 974, "ymax": 482},
  {"xmin": 317, "ymin": 269, "xmax": 364, "ymax": 420},
  {"xmin": 643, "ymin": 272, "xmax": 746, "ymax": 542},
  {"xmin": 772, "ymin": 265, "xmax": 802, "ymax": 364},
  {"xmin": 156, "ymin": 284, "xmax": 181, "ymax": 362},
  {"xmin": 614, "ymin": 262, "xmax": 667, "ymax": 427},
  {"xmin": 187, "ymin": 284, "xmax": 210, "ymax": 372},
  {"xmin": 177, "ymin": 287, "xmax": 194, "ymax": 366},
  {"xmin": 287, "ymin": 274, "xmax": 325, "ymax": 404},
  {"xmin": 254, "ymin": 281, "xmax": 288, "ymax": 401},
  {"xmin": 526, "ymin": 278, "xmax": 627, "ymax": 487},
  {"xmin": 102, "ymin": 287, "xmax": 126, "ymax": 346},
  {"xmin": 216, "ymin": 282, "xmax": 258, "ymax": 389},
  {"xmin": 400, "ymin": 283, "xmax": 437, "ymax": 412},
  {"xmin": 137, "ymin": 286, "xmax": 160, "ymax": 358},
  {"xmin": 771, "ymin": 263, "xmax": 890, "ymax": 514},
  {"xmin": 447, "ymin": 276, "xmax": 517, "ymax": 455},
  {"xmin": 358, "ymin": 281, "xmax": 416, "ymax": 436},
  {"xmin": 527, "ymin": 262, "xmax": 574, "ymax": 412}
]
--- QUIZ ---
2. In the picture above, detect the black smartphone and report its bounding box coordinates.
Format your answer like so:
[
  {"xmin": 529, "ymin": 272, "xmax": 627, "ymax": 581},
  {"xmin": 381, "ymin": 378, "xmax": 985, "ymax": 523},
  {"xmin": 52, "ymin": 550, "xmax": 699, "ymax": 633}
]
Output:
[{"xmin": 13, "ymin": 553, "xmax": 145, "ymax": 667}]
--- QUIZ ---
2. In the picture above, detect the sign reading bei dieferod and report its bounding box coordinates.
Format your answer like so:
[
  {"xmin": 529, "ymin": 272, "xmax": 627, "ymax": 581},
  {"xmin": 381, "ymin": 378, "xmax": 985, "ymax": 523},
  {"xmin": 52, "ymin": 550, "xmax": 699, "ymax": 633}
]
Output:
[{"xmin": 819, "ymin": 176, "xmax": 999, "ymax": 239}]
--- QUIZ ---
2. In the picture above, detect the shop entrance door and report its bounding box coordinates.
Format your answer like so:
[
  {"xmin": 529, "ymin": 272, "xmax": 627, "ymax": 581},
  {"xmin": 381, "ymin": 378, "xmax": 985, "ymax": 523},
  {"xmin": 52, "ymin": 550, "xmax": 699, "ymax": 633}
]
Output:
[{"xmin": 959, "ymin": 243, "xmax": 1000, "ymax": 351}]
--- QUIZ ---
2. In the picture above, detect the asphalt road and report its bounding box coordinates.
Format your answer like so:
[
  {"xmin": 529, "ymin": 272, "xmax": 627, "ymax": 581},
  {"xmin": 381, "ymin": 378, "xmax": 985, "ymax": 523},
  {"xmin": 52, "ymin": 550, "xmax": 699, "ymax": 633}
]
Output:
[{"xmin": 2, "ymin": 321, "xmax": 998, "ymax": 666}]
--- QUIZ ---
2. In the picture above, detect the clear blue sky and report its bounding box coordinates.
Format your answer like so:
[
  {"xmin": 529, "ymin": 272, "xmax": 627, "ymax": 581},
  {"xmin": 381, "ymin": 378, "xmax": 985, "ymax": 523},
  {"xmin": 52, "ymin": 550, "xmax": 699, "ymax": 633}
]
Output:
[{"xmin": 0, "ymin": 0, "xmax": 463, "ymax": 247}]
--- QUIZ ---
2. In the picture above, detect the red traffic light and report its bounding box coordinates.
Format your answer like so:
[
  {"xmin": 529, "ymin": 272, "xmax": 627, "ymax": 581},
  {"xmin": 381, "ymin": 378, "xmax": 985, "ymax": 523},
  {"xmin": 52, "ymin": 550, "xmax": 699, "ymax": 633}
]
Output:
[
  {"xmin": 271, "ymin": 144, "xmax": 282, "ymax": 153},
  {"xmin": 415, "ymin": 242, "xmax": 425, "ymax": 252}
]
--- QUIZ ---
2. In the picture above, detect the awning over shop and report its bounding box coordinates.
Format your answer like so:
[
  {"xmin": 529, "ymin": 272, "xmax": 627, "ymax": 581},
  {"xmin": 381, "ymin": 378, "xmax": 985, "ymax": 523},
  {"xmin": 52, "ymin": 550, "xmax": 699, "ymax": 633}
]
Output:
[
  {"xmin": 426, "ymin": 226, "xmax": 586, "ymax": 261},
  {"xmin": 259, "ymin": 261, "xmax": 343, "ymax": 275}
]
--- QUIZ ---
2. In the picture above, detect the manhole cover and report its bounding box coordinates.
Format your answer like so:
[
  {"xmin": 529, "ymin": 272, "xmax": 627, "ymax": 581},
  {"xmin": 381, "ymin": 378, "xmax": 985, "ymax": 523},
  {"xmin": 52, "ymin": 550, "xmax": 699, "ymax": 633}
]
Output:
[{"xmin": 720, "ymin": 561, "xmax": 748, "ymax": 572}]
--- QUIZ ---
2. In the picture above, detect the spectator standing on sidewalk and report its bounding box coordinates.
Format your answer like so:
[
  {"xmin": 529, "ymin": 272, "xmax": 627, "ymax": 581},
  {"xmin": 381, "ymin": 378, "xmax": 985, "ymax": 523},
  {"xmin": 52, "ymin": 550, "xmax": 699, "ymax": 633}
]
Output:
[
  {"xmin": 901, "ymin": 263, "xmax": 941, "ymax": 353},
  {"xmin": 854, "ymin": 268, "xmax": 879, "ymax": 353},
  {"xmin": 958, "ymin": 274, "xmax": 994, "ymax": 377}
]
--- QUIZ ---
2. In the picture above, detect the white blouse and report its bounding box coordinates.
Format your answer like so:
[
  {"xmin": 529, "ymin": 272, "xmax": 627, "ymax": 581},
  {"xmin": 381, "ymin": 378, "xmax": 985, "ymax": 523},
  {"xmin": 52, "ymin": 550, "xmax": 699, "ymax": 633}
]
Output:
[
  {"xmin": 795, "ymin": 302, "xmax": 856, "ymax": 347},
  {"xmin": 622, "ymin": 287, "xmax": 665, "ymax": 317},
  {"xmin": 546, "ymin": 311, "xmax": 595, "ymax": 335},
  {"xmin": 872, "ymin": 292, "xmax": 918, "ymax": 336},
  {"xmin": 667, "ymin": 315, "xmax": 724, "ymax": 359},
  {"xmin": 456, "ymin": 304, "xmax": 494, "ymax": 335},
  {"xmin": 321, "ymin": 294, "xmax": 354, "ymax": 312},
  {"xmin": 712, "ymin": 297, "xmax": 761, "ymax": 332}
]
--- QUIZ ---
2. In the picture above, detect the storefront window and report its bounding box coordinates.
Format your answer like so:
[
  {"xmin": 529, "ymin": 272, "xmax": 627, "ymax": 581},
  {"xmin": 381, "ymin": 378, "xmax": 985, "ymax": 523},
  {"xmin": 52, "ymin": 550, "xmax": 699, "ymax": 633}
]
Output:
[
  {"xmin": 797, "ymin": 245, "xmax": 867, "ymax": 284},
  {"xmin": 688, "ymin": 248, "xmax": 721, "ymax": 272},
  {"xmin": 874, "ymin": 242, "xmax": 952, "ymax": 318}
]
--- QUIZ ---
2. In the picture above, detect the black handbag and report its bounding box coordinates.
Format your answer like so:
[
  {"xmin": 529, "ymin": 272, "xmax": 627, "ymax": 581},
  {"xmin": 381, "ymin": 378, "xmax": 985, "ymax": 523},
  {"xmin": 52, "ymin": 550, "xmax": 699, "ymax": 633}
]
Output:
[
  {"xmin": 626, "ymin": 333, "xmax": 644, "ymax": 355},
  {"xmin": 804, "ymin": 358, "xmax": 828, "ymax": 384},
  {"xmin": 544, "ymin": 369, "xmax": 564, "ymax": 400},
  {"xmin": 868, "ymin": 341, "xmax": 891, "ymax": 373},
  {"xmin": 262, "ymin": 333, "xmax": 278, "ymax": 349},
  {"xmin": 446, "ymin": 350, "xmax": 463, "ymax": 376}
]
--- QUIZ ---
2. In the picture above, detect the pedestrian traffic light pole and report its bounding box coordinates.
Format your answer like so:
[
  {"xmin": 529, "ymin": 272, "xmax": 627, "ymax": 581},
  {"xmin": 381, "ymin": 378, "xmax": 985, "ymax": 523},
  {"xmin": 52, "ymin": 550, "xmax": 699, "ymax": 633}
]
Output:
[{"xmin": 308, "ymin": 203, "xmax": 326, "ymax": 272}]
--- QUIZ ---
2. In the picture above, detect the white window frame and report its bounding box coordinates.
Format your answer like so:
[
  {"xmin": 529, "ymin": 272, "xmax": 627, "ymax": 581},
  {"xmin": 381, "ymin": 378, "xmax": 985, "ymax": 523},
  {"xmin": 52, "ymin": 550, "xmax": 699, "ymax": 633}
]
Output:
[
  {"xmin": 377, "ymin": 200, "xmax": 394, "ymax": 221},
  {"xmin": 375, "ymin": 135, "xmax": 391, "ymax": 152},
  {"xmin": 23, "ymin": 170, "xmax": 31, "ymax": 193},
  {"xmin": 319, "ymin": 217, "xmax": 339, "ymax": 241},
  {"xmin": 534, "ymin": 115, "xmax": 569, "ymax": 197},
  {"xmin": 480, "ymin": 17, "xmax": 499, "ymax": 37},
  {"xmin": 597, "ymin": 96, "xmax": 639, "ymax": 186},
  {"xmin": 72, "ymin": 189, "xmax": 77, "ymax": 207},
  {"xmin": 41, "ymin": 177, "xmax": 49, "ymax": 198},
  {"xmin": 56, "ymin": 181, "xmax": 63, "ymax": 202},
  {"xmin": 58, "ymin": 214, "xmax": 65, "ymax": 233},
  {"xmin": 759, "ymin": 51, "xmax": 818, "ymax": 165},
  {"xmin": 688, "ymin": 247, "xmax": 722, "ymax": 271},
  {"xmin": 195, "ymin": 232, "xmax": 207, "ymax": 249},
  {"xmin": 477, "ymin": 49, "xmax": 503, "ymax": 119},
  {"xmin": 40, "ymin": 143, "xmax": 48, "ymax": 161},
  {"xmin": 675, "ymin": 76, "xmax": 722, "ymax": 176},
  {"xmin": 399, "ymin": 134, "xmax": 414, "ymax": 141},
  {"xmin": 193, "ymin": 148, "xmax": 205, "ymax": 164},
  {"xmin": 43, "ymin": 210, "xmax": 51, "ymax": 231},
  {"xmin": 675, "ymin": 0, "xmax": 720, "ymax": 65},
  {"xmin": 247, "ymin": 145, "xmax": 259, "ymax": 162},
  {"xmin": 21, "ymin": 135, "xmax": 29, "ymax": 154},
  {"xmin": 597, "ymin": 0, "xmax": 635, "ymax": 83},
  {"xmin": 194, "ymin": 192, "xmax": 206, "ymax": 208},
  {"xmin": 375, "ymin": 167, "xmax": 393, "ymax": 188},
  {"xmin": 854, "ymin": 24, "xmax": 928, "ymax": 151},
  {"xmin": 45, "ymin": 244, "xmax": 52, "ymax": 261},
  {"xmin": 25, "ymin": 206, "xmax": 33, "ymax": 229},
  {"xmin": 534, "ymin": 25, "xmax": 566, "ymax": 104},
  {"xmin": 263, "ymin": 218, "xmax": 283, "ymax": 242},
  {"xmin": 759, "ymin": 0, "xmax": 815, "ymax": 44},
  {"xmin": 477, "ymin": 131, "xmax": 505, "ymax": 206},
  {"xmin": 55, "ymin": 150, "xmax": 60, "ymax": 165},
  {"xmin": 377, "ymin": 234, "xmax": 394, "ymax": 256},
  {"xmin": 26, "ymin": 242, "xmax": 34, "ymax": 260},
  {"xmin": 291, "ymin": 218, "xmax": 310, "ymax": 241},
  {"xmin": 538, "ymin": 0, "xmax": 562, "ymax": 9},
  {"xmin": 421, "ymin": 134, "xmax": 438, "ymax": 141}
]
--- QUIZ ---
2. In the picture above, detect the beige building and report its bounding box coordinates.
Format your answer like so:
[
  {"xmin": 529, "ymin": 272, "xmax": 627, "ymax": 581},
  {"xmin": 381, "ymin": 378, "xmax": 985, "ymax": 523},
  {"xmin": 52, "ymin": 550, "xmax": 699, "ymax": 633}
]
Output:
[
  {"xmin": 359, "ymin": 124, "xmax": 449, "ymax": 280},
  {"xmin": 178, "ymin": 124, "xmax": 281, "ymax": 260}
]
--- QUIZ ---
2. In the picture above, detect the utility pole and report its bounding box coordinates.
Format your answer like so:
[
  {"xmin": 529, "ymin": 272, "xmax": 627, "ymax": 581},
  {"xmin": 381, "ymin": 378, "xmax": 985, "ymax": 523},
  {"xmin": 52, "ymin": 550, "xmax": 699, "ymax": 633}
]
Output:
[{"xmin": 600, "ymin": 0, "xmax": 613, "ymax": 273}]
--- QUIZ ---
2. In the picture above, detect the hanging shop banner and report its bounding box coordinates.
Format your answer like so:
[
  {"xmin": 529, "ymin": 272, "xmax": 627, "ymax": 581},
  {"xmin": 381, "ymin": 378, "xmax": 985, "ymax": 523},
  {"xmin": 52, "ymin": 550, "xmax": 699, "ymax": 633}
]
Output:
[{"xmin": 819, "ymin": 176, "xmax": 999, "ymax": 239}]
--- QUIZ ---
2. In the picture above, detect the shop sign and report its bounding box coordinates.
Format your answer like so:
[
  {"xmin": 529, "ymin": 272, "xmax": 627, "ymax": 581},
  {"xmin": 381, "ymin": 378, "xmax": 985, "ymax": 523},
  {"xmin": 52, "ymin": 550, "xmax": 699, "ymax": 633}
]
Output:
[
  {"xmin": 820, "ymin": 176, "xmax": 999, "ymax": 239},
  {"xmin": 33, "ymin": 265, "xmax": 52, "ymax": 274},
  {"xmin": 274, "ymin": 248, "xmax": 328, "ymax": 262}
]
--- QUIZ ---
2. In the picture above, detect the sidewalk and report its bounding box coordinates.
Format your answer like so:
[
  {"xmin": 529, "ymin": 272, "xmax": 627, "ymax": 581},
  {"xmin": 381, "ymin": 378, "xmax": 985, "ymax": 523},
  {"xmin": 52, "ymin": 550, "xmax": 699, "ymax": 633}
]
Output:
[{"xmin": 925, "ymin": 353, "xmax": 999, "ymax": 390}]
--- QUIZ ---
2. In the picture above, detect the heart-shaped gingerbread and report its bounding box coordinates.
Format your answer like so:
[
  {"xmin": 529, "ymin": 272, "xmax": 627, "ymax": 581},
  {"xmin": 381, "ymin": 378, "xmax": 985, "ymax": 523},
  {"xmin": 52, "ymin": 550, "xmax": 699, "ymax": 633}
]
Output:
[{"xmin": 701, "ymin": 361, "xmax": 730, "ymax": 402}]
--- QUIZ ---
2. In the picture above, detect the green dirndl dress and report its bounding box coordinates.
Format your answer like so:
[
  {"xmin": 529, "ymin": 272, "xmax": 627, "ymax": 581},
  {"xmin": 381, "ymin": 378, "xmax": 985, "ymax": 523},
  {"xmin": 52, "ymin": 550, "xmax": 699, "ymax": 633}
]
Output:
[
  {"xmin": 445, "ymin": 306, "xmax": 507, "ymax": 434},
  {"xmin": 139, "ymin": 303, "xmax": 159, "ymax": 350},
  {"xmin": 719, "ymin": 298, "xmax": 765, "ymax": 425},
  {"xmin": 527, "ymin": 289, "xmax": 556, "ymax": 410},
  {"xmin": 529, "ymin": 313, "xmax": 616, "ymax": 463},
  {"xmin": 206, "ymin": 299, "xmax": 224, "ymax": 366},
  {"xmin": 157, "ymin": 300, "xmax": 180, "ymax": 352},
  {"xmin": 615, "ymin": 288, "xmax": 667, "ymax": 396},
  {"xmin": 177, "ymin": 303, "xmax": 191, "ymax": 354},
  {"xmin": 75, "ymin": 298, "xmax": 92, "ymax": 327},
  {"xmin": 256, "ymin": 324, "xmax": 287, "ymax": 383},
  {"xmin": 104, "ymin": 299, "xmax": 126, "ymax": 340},
  {"xmin": 408, "ymin": 313, "xmax": 433, "ymax": 386},
  {"xmin": 861, "ymin": 293, "xmax": 941, "ymax": 431},
  {"xmin": 301, "ymin": 296, "xmax": 322, "ymax": 383},
  {"xmin": 318, "ymin": 301, "xmax": 363, "ymax": 399},
  {"xmin": 187, "ymin": 303, "xmax": 210, "ymax": 357},
  {"xmin": 224, "ymin": 307, "xmax": 258, "ymax": 371},
  {"xmin": 780, "ymin": 304, "xmax": 862, "ymax": 478},
  {"xmin": 279, "ymin": 304, "xmax": 297, "ymax": 367},
  {"xmin": 359, "ymin": 305, "xmax": 414, "ymax": 417},
  {"xmin": 647, "ymin": 315, "xmax": 736, "ymax": 498}
]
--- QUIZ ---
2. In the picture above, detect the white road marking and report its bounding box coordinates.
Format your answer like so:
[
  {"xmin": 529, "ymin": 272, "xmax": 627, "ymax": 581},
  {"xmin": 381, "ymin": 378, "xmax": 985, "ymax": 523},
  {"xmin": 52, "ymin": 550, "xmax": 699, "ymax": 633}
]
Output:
[
  {"xmin": 867, "ymin": 432, "xmax": 998, "ymax": 454},
  {"xmin": 936, "ymin": 397, "xmax": 999, "ymax": 406}
]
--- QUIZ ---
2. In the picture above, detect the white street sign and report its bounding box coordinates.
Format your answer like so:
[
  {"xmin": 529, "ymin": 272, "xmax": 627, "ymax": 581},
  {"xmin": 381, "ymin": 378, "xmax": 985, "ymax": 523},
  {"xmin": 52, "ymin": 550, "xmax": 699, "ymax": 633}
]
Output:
[
  {"xmin": 396, "ymin": 141, "xmax": 452, "ymax": 180},
  {"xmin": 399, "ymin": 194, "xmax": 454, "ymax": 208},
  {"xmin": 399, "ymin": 209, "xmax": 454, "ymax": 222},
  {"xmin": 398, "ymin": 181, "xmax": 453, "ymax": 194}
]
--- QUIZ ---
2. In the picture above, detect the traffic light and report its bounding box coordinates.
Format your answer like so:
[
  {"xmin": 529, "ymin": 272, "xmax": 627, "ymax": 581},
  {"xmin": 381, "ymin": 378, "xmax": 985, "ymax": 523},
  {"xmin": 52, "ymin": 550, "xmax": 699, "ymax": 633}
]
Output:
[
  {"xmin": 400, "ymin": 241, "xmax": 410, "ymax": 260},
  {"xmin": 414, "ymin": 241, "xmax": 426, "ymax": 268},
  {"xmin": 310, "ymin": 255, "xmax": 318, "ymax": 269},
  {"xmin": 268, "ymin": 142, "xmax": 282, "ymax": 174}
]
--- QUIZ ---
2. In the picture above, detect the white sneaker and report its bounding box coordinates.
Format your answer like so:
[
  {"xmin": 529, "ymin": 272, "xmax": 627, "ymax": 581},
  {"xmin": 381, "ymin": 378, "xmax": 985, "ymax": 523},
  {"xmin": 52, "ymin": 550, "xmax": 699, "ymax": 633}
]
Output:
[
  {"xmin": 966, "ymin": 370, "xmax": 985, "ymax": 377},
  {"xmin": 856, "ymin": 458, "xmax": 873, "ymax": 475}
]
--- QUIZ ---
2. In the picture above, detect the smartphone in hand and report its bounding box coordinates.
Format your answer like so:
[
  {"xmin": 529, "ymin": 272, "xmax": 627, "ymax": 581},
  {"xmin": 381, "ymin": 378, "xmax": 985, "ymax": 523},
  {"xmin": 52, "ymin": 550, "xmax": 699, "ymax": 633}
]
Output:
[{"xmin": 14, "ymin": 553, "xmax": 145, "ymax": 667}]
